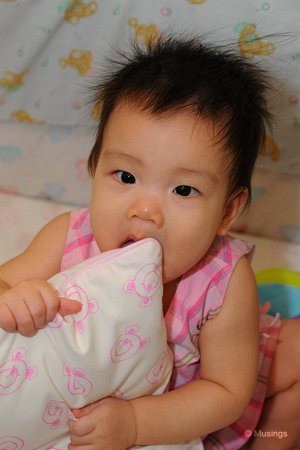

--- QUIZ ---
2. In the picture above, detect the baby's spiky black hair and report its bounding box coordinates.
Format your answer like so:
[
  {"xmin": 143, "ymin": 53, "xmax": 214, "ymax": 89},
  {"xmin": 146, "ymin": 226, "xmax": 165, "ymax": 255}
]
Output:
[{"xmin": 88, "ymin": 35, "xmax": 272, "ymax": 206}]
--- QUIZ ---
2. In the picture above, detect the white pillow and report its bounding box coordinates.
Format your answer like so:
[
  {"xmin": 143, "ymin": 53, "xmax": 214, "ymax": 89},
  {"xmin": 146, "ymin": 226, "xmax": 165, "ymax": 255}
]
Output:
[{"xmin": 0, "ymin": 238, "xmax": 173, "ymax": 450}]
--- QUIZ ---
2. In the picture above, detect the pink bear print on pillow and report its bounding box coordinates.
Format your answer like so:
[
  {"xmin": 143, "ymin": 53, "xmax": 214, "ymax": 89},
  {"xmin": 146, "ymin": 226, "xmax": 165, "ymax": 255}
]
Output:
[
  {"xmin": 124, "ymin": 262, "xmax": 161, "ymax": 307},
  {"xmin": 42, "ymin": 400, "xmax": 74, "ymax": 429},
  {"xmin": 49, "ymin": 284, "xmax": 98, "ymax": 332},
  {"xmin": 0, "ymin": 436, "xmax": 25, "ymax": 450},
  {"xmin": 63, "ymin": 363, "xmax": 93, "ymax": 397},
  {"xmin": 110, "ymin": 325, "xmax": 150, "ymax": 362},
  {"xmin": 0, "ymin": 347, "xmax": 37, "ymax": 396}
]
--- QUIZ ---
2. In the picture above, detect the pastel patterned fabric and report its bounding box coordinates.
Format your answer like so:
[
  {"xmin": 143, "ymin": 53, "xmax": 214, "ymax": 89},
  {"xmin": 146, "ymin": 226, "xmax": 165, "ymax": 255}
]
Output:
[
  {"xmin": 0, "ymin": 0, "xmax": 299, "ymax": 138},
  {"xmin": 0, "ymin": 238, "xmax": 175, "ymax": 450},
  {"xmin": 62, "ymin": 208, "xmax": 281, "ymax": 450},
  {"xmin": 0, "ymin": 0, "xmax": 299, "ymax": 243}
]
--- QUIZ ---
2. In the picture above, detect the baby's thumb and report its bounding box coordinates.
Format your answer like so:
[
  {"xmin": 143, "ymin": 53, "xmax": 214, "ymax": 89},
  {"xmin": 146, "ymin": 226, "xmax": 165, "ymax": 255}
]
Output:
[
  {"xmin": 72, "ymin": 400, "xmax": 101, "ymax": 419},
  {"xmin": 58, "ymin": 298, "xmax": 82, "ymax": 316}
]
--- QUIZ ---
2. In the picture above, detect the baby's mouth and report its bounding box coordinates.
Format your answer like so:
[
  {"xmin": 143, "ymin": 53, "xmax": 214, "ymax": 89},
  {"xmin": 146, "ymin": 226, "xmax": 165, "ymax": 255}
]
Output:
[{"xmin": 121, "ymin": 239, "xmax": 135, "ymax": 248}]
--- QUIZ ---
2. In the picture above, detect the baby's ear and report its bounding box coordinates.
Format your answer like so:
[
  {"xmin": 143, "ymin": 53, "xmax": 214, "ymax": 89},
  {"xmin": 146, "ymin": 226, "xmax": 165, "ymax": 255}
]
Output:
[{"xmin": 217, "ymin": 188, "xmax": 248, "ymax": 236}]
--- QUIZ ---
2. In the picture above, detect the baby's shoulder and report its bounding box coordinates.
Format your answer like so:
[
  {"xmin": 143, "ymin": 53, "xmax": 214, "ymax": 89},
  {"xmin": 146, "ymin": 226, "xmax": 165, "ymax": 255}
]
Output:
[
  {"xmin": 34, "ymin": 211, "xmax": 71, "ymax": 241},
  {"xmin": 30, "ymin": 211, "xmax": 71, "ymax": 257},
  {"xmin": 207, "ymin": 235, "xmax": 254, "ymax": 263}
]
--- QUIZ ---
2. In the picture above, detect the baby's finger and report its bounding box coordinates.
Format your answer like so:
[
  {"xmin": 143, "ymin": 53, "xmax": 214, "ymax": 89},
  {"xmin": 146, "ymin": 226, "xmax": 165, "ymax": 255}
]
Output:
[
  {"xmin": 59, "ymin": 298, "xmax": 82, "ymax": 316},
  {"xmin": 37, "ymin": 284, "xmax": 61, "ymax": 324},
  {"xmin": 68, "ymin": 445, "xmax": 90, "ymax": 450},
  {"xmin": 11, "ymin": 301, "xmax": 37, "ymax": 337},
  {"xmin": 23, "ymin": 294, "xmax": 47, "ymax": 330},
  {"xmin": 69, "ymin": 414, "xmax": 94, "ymax": 438},
  {"xmin": 72, "ymin": 399, "xmax": 102, "ymax": 419},
  {"xmin": 0, "ymin": 303, "xmax": 17, "ymax": 332}
]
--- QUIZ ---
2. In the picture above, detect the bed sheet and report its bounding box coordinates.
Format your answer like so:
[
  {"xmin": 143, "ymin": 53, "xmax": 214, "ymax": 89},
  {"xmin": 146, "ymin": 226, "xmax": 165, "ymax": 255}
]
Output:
[
  {"xmin": 0, "ymin": 192, "xmax": 75, "ymax": 263},
  {"xmin": 1, "ymin": 192, "xmax": 299, "ymax": 318}
]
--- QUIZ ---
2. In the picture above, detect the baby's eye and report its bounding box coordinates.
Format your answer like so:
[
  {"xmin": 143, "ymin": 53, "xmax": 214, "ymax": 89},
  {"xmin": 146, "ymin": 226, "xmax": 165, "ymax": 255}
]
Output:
[
  {"xmin": 114, "ymin": 170, "xmax": 136, "ymax": 184},
  {"xmin": 173, "ymin": 185, "xmax": 199, "ymax": 197}
]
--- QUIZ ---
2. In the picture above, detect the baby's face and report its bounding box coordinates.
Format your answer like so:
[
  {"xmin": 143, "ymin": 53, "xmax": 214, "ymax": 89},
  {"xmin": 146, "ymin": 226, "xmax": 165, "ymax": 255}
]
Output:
[{"xmin": 90, "ymin": 103, "xmax": 235, "ymax": 284}]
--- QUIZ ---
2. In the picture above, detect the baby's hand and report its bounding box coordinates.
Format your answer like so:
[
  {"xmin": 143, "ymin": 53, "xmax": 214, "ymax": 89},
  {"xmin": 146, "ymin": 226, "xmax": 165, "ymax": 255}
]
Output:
[
  {"xmin": 0, "ymin": 279, "xmax": 82, "ymax": 337},
  {"xmin": 69, "ymin": 397, "xmax": 137, "ymax": 450}
]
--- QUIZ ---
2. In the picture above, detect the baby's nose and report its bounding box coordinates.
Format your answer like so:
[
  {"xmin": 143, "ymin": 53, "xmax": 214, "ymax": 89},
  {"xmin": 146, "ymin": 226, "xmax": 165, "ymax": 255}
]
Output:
[{"xmin": 127, "ymin": 194, "xmax": 164, "ymax": 227}]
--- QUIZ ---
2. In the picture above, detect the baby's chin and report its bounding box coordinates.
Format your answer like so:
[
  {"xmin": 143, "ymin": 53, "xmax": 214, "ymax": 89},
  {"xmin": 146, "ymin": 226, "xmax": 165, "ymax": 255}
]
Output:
[{"xmin": 162, "ymin": 271, "xmax": 182, "ymax": 287}]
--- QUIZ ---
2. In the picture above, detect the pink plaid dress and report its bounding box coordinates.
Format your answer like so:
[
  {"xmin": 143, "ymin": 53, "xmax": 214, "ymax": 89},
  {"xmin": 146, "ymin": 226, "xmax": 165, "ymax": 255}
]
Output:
[{"xmin": 61, "ymin": 208, "xmax": 281, "ymax": 450}]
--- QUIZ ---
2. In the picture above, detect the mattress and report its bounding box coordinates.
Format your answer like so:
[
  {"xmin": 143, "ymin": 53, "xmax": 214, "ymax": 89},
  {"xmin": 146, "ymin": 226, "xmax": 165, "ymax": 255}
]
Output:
[{"xmin": 1, "ymin": 192, "xmax": 299, "ymax": 318}]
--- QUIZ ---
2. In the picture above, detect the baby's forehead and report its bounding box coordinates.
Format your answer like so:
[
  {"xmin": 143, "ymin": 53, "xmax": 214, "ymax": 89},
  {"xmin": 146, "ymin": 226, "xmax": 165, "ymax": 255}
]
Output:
[
  {"xmin": 112, "ymin": 98, "xmax": 226, "ymax": 132},
  {"xmin": 106, "ymin": 101, "xmax": 230, "ymax": 156},
  {"xmin": 104, "ymin": 104, "xmax": 231, "ymax": 167}
]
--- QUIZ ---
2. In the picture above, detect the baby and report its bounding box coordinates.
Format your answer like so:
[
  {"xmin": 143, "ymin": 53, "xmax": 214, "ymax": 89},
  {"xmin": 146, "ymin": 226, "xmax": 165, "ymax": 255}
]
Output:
[{"xmin": 0, "ymin": 35, "xmax": 299, "ymax": 450}]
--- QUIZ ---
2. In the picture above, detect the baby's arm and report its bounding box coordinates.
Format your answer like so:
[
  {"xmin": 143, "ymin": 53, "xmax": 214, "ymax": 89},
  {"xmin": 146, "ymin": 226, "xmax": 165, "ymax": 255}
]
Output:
[
  {"xmin": 130, "ymin": 256, "xmax": 259, "ymax": 444},
  {"xmin": 0, "ymin": 212, "xmax": 81, "ymax": 336}
]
